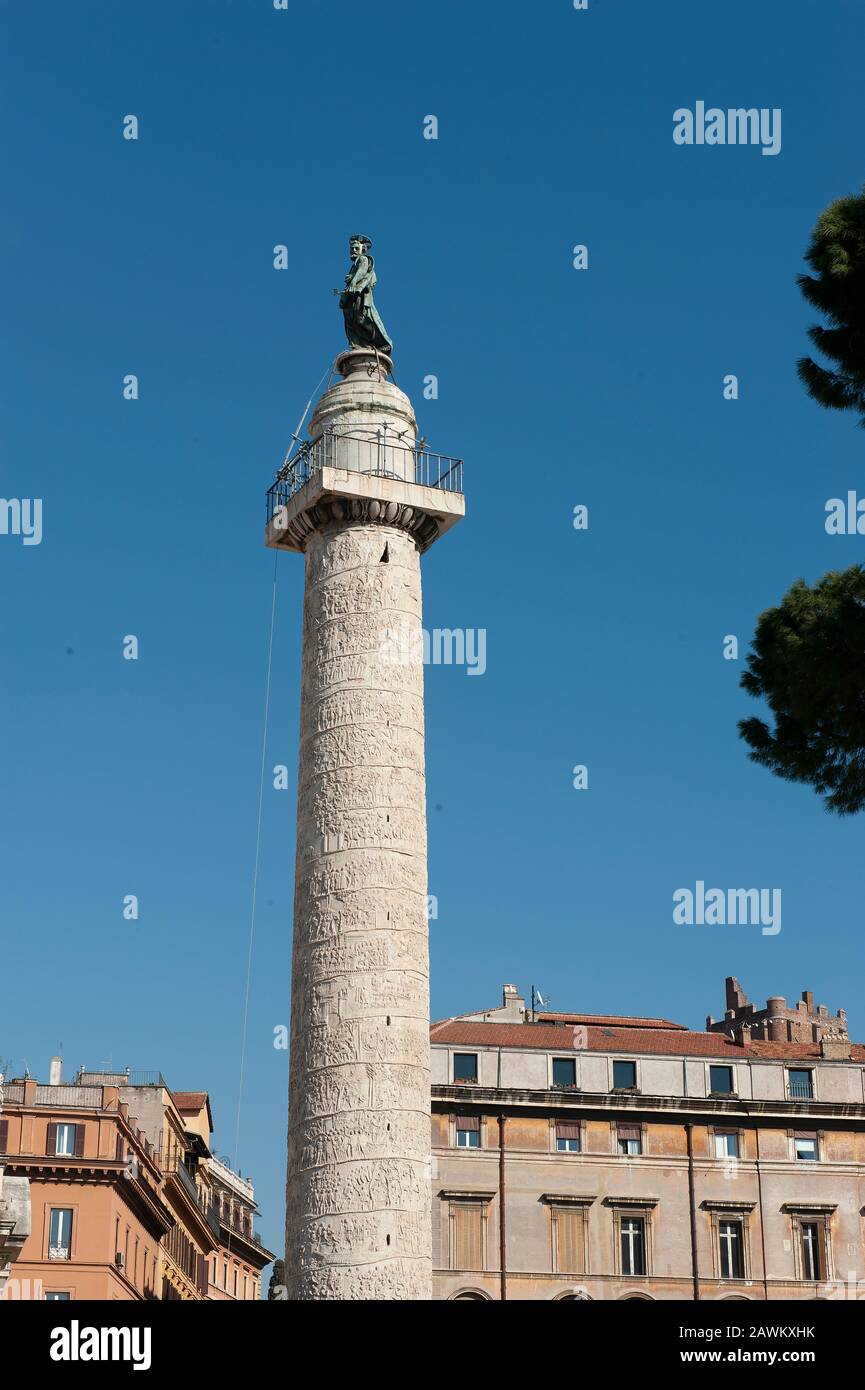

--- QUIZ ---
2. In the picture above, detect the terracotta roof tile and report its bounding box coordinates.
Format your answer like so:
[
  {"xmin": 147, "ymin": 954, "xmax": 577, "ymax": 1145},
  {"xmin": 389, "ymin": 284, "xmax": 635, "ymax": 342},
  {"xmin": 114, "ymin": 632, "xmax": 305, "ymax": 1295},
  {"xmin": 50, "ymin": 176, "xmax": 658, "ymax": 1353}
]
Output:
[
  {"xmin": 430, "ymin": 1021, "xmax": 579, "ymax": 1048},
  {"xmin": 429, "ymin": 1019, "xmax": 865, "ymax": 1062},
  {"xmin": 538, "ymin": 1012, "xmax": 687, "ymax": 1030},
  {"xmin": 749, "ymin": 1040, "xmax": 865, "ymax": 1061},
  {"xmin": 172, "ymin": 1091, "xmax": 209, "ymax": 1111}
]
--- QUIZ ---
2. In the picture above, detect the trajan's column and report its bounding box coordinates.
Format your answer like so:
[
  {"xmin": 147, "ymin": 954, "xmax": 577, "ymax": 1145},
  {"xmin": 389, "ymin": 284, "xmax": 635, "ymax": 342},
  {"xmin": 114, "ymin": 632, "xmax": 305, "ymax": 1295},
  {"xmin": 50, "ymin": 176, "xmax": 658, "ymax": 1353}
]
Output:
[{"xmin": 265, "ymin": 237, "xmax": 464, "ymax": 1299}]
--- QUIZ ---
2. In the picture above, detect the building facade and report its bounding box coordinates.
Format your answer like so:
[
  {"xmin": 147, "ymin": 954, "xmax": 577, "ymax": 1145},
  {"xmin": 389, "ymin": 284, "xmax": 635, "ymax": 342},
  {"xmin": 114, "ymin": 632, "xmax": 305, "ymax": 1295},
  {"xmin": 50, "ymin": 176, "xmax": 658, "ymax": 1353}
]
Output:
[
  {"xmin": 0, "ymin": 1065, "xmax": 272, "ymax": 1300},
  {"xmin": 0, "ymin": 1069, "xmax": 170, "ymax": 1300},
  {"xmin": 206, "ymin": 1154, "xmax": 269, "ymax": 1302},
  {"xmin": 0, "ymin": 1072, "xmax": 31, "ymax": 1298},
  {"xmin": 430, "ymin": 981, "xmax": 865, "ymax": 1301}
]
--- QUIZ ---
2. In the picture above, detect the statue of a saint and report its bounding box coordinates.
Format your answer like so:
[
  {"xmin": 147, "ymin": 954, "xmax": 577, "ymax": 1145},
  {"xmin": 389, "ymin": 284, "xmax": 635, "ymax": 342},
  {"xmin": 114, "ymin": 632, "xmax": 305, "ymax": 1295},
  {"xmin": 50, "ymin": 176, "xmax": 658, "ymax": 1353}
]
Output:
[{"xmin": 337, "ymin": 235, "xmax": 393, "ymax": 355}]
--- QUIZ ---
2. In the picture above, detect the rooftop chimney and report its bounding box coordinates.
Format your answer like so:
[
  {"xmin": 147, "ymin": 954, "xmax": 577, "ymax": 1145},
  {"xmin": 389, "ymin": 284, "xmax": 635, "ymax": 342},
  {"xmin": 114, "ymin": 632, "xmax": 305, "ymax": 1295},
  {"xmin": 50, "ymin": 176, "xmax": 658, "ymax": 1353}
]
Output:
[
  {"xmin": 49, "ymin": 1056, "xmax": 62, "ymax": 1087},
  {"xmin": 500, "ymin": 984, "xmax": 525, "ymax": 1022}
]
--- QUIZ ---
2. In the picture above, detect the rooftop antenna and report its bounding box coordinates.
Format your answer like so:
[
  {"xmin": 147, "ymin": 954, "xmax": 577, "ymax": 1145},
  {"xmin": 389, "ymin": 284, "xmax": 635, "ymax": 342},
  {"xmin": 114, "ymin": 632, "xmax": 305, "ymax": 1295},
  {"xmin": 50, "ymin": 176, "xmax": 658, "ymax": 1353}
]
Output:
[{"xmin": 531, "ymin": 986, "xmax": 549, "ymax": 1018}]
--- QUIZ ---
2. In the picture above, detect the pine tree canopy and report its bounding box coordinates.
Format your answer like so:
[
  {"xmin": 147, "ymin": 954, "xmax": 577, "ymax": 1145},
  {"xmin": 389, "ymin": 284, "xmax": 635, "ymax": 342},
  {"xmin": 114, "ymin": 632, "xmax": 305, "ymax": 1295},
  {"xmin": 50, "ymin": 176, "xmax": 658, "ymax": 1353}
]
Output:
[
  {"xmin": 739, "ymin": 566, "xmax": 865, "ymax": 814},
  {"xmin": 796, "ymin": 186, "xmax": 865, "ymax": 424}
]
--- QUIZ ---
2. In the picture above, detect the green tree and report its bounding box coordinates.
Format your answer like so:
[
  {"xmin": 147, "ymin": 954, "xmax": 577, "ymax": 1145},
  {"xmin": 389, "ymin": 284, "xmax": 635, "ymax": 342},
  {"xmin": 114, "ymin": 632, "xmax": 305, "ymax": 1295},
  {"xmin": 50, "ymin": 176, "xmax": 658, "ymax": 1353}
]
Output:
[
  {"xmin": 738, "ymin": 567, "xmax": 865, "ymax": 814},
  {"xmin": 796, "ymin": 186, "xmax": 865, "ymax": 425}
]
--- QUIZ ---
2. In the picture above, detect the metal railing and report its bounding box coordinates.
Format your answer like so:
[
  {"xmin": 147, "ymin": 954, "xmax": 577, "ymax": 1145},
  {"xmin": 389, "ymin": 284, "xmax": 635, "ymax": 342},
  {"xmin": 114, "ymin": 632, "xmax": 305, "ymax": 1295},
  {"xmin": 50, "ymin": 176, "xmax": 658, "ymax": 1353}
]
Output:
[
  {"xmin": 267, "ymin": 429, "xmax": 463, "ymax": 522},
  {"xmin": 206, "ymin": 1203, "xmax": 221, "ymax": 1240},
  {"xmin": 164, "ymin": 1158, "xmax": 222, "ymax": 1242},
  {"xmin": 75, "ymin": 1069, "xmax": 167, "ymax": 1089},
  {"xmin": 788, "ymin": 1078, "xmax": 814, "ymax": 1099}
]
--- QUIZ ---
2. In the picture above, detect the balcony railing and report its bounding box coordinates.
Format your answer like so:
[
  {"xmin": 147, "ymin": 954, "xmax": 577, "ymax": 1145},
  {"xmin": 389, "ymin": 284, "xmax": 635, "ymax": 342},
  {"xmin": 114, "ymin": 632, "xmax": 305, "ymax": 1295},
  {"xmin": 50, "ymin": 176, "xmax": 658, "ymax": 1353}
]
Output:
[
  {"xmin": 267, "ymin": 429, "xmax": 464, "ymax": 523},
  {"xmin": 218, "ymin": 1205, "xmax": 261, "ymax": 1242},
  {"xmin": 206, "ymin": 1204, "xmax": 221, "ymax": 1239},
  {"xmin": 788, "ymin": 1079, "xmax": 814, "ymax": 1099},
  {"xmin": 75, "ymin": 1069, "xmax": 167, "ymax": 1089}
]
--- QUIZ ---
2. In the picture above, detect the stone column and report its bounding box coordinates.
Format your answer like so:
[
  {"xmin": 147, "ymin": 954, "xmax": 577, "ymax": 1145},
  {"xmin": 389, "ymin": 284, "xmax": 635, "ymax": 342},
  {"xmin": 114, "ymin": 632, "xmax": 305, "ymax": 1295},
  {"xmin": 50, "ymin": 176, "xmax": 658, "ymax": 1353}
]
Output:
[{"xmin": 272, "ymin": 350, "xmax": 464, "ymax": 1300}]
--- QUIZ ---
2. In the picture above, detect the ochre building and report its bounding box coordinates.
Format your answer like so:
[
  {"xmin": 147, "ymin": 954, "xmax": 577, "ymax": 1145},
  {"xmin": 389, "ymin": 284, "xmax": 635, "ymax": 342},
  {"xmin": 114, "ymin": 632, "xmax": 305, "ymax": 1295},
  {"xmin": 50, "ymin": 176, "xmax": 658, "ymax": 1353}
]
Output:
[
  {"xmin": 431, "ymin": 980, "xmax": 865, "ymax": 1301},
  {"xmin": 0, "ymin": 1064, "xmax": 273, "ymax": 1301}
]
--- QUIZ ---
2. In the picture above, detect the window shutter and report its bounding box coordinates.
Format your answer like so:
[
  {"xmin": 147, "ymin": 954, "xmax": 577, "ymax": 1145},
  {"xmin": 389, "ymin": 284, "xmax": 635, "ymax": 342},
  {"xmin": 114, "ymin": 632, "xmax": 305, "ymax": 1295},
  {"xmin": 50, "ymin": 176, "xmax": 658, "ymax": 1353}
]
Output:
[
  {"xmin": 793, "ymin": 1130, "xmax": 817, "ymax": 1140},
  {"xmin": 455, "ymin": 1115, "xmax": 480, "ymax": 1131},
  {"xmin": 617, "ymin": 1124, "xmax": 641, "ymax": 1140},
  {"xmin": 0, "ymin": 1119, "xmax": 8, "ymax": 1153},
  {"xmin": 46, "ymin": 1122, "xmax": 57, "ymax": 1155},
  {"xmin": 116, "ymin": 1134, "xmax": 125, "ymax": 1161},
  {"xmin": 555, "ymin": 1209, "xmax": 582, "ymax": 1274},
  {"xmin": 73, "ymin": 1125, "xmax": 85, "ymax": 1157},
  {"xmin": 453, "ymin": 1204, "xmax": 483, "ymax": 1271},
  {"xmin": 556, "ymin": 1121, "xmax": 581, "ymax": 1140},
  {"xmin": 714, "ymin": 1128, "xmax": 737, "ymax": 1137}
]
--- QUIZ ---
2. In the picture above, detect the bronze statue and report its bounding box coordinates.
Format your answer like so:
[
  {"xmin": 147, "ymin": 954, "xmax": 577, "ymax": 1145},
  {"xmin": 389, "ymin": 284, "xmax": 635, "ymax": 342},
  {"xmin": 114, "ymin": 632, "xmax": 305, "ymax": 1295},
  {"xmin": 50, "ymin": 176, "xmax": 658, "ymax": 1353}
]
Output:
[{"xmin": 336, "ymin": 235, "xmax": 393, "ymax": 355}]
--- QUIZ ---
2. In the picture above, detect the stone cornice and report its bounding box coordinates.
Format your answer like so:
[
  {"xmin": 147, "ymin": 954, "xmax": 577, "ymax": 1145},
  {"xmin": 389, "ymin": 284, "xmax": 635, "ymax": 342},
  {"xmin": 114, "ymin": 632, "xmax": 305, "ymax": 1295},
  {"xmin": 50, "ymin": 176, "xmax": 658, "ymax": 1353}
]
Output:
[
  {"xmin": 432, "ymin": 1146, "xmax": 865, "ymax": 1176},
  {"xmin": 603, "ymin": 1196, "xmax": 659, "ymax": 1208},
  {"xmin": 266, "ymin": 466, "xmax": 464, "ymax": 556},
  {"xmin": 431, "ymin": 1084, "xmax": 865, "ymax": 1123},
  {"xmin": 218, "ymin": 1225, "xmax": 276, "ymax": 1267},
  {"xmin": 438, "ymin": 1189, "xmax": 496, "ymax": 1203},
  {"xmin": 780, "ymin": 1202, "xmax": 838, "ymax": 1215},
  {"xmin": 701, "ymin": 1200, "xmax": 757, "ymax": 1213},
  {"xmin": 540, "ymin": 1193, "xmax": 596, "ymax": 1207}
]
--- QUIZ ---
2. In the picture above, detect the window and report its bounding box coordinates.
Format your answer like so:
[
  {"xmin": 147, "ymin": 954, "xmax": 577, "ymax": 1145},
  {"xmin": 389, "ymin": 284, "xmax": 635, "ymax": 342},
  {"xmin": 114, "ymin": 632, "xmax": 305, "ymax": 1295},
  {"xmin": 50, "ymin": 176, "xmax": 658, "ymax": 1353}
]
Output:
[
  {"xmin": 613, "ymin": 1060, "xmax": 637, "ymax": 1090},
  {"xmin": 710, "ymin": 1065, "xmax": 734, "ymax": 1095},
  {"xmin": 719, "ymin": 1220, "xmax": 744, "ymax": 1278},
  {"xmin": 617, "ymin": 1123, "xmax": 642, "ymax": 1156},
  {"xmin": 453, "ymin": 1053, "xmax": 478, "ymax": 1084},
  {"xmin": 788, "ymin": 1068, "xmax": 813, "ymax": 1099},
  {"xmin": 223, "ymin": 1260, "xmax": 228, "ymax": 1290},
  {"xmin": 48, "ymin": 1209, "xmax": 73, "ymax": 1260},
  {"xmin": 552, "ymin": 1208, "xmax": 585, "ymax": 1274},
  {"xmin": 212, "ymin": 1257, "xmax": 217, "ymax": 1282},
  {"xmin": 55, "ymin": 1124, "xmax": 76, "ymax": 1156},
  {"xmin": 714, "ymin": 1131, "xmax": 740, "ymax": 1159},
  {"xmin": 48, "ymin": 1122, "xmax": 82, "ymax": 1158},
  {"xmin": 801, "ymin": 1222, "xmax": 822, "ymax": 1280},
  {"xmin": 45, "ymin": 1292, "xmax": 70, "ymax": 1300},
  {"xmin": 794, "ymin": 1132, "xmax": 818, "ymax": 1161},
  {"xmin": 233, "ymin": 1266, "xmax": 238, "ymax": 1297},
  {"xmin": 451, "ymin": 1203, "xmax": 484, "ymax": 1271},
  {"xmin": 552, "ymin": 1057, "xmax": 577, "ymax": 1088},
  {"xmin": 456, "ymin": 1115, "xmax": 480, "ymax": 1148},
  {"xmin": 620, "ymin": 1217, "xmax": 646, "ymax": 1275},
  {"xmin": 555, "ymin": 1121, "xmax": 581, "ymax": 1153}
]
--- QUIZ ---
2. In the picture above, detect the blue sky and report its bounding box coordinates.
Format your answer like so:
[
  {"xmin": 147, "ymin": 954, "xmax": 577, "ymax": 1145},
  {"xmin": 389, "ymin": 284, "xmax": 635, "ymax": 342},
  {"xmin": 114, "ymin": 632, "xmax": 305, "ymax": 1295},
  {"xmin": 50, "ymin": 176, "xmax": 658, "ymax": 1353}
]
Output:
[{"xmin": 2, "ymin": 0, "xmax": 864, "ymax": 1260}]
